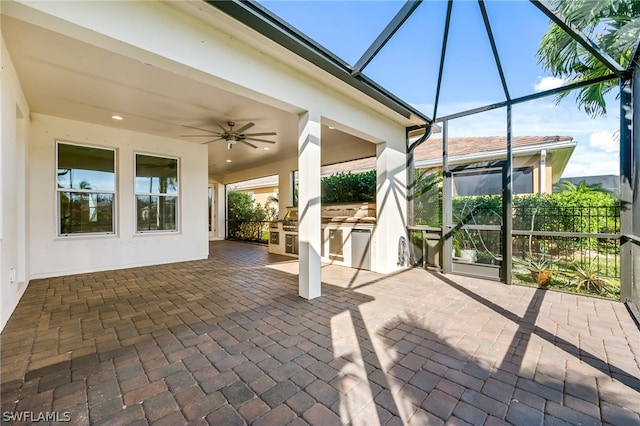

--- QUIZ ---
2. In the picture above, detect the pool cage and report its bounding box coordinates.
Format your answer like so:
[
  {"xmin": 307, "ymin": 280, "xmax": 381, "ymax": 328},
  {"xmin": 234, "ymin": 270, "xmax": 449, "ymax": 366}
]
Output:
[
  {"xmin": 213, "ymin": 0, "xmax": 640, "ymax": 319},
  {"xmin": 400, "ymin": 1, "xmax": 639, "ymax": 318}
]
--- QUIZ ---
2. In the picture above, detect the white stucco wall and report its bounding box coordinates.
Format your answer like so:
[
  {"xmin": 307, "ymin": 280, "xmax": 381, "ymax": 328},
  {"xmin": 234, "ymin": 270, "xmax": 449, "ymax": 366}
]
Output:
[
  {"xmin": 28, "ymin": 114, "xmax": 209, "ymax": 279},
  {"xmin": 1, "ymin": 38, "xmax": 31, "ymax": 331},
  {"xmin": 2, "ymin": 0, "xmax": 413, "ymax": 316}
]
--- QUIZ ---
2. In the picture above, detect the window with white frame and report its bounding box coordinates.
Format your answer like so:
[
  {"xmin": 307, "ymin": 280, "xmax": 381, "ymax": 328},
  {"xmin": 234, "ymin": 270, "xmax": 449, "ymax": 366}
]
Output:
[
  {"xmin": 135, "ymin": 154, "xmax": 179, "ymax": 232},
  {"xmin": 57, "ymin": 142, "xmax": 116, "ymax": 236}
]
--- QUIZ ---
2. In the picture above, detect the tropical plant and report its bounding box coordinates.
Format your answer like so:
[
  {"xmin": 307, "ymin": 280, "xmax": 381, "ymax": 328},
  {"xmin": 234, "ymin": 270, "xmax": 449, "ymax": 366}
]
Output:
[
  {"xmin": 513, "ymin": 256, "xmax": 551, "ymax": 273},
  {"xmin": 413, "ymin": 168, "xmax": 443, "ymax": 227},
  {"xmin": 553, "ymin": 180, "xmax": 611, "ymax": 195},
  {"xmin": 513, "ymin": 256, "xmax": 553, "ymax": 286},
  {"xmin": 227, "ymin": 190, "xmax": 276, "ymax": 242},
  {"xmin": 536, "ymin": 0, "xmax": 640, "ymax": 117},
  {"xmin": 562, "ymin": 260, "xmax": 612, "ymax": 294}
]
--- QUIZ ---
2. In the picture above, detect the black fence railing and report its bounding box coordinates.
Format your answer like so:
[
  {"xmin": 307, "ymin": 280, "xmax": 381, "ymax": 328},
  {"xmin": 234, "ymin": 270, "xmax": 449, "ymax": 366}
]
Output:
[
  {"xmin": 512, "ymin": 204, "xmax": 621, "ymax": 296},
  {"xmin": 513, "ymin": 204, "xmax": 620, "ymax": 234},
  {"xmin": 409, "ymin": 202, "xmax": 622, "ymax": 299}
]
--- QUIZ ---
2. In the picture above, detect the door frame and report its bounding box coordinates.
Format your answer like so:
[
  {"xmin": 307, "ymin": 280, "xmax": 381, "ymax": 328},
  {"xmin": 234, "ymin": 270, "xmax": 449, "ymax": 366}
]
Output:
[{"xmin": 444, "ymin": 160, "xmax": 508, "ymax": 281}]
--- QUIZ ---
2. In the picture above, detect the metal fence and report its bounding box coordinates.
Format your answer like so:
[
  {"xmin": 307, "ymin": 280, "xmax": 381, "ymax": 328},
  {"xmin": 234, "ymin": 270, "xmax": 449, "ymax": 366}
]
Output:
[
  {"xmin": 512, "ymin": 204, "xmax": 621, "ymax": 279},
  {"xmin": 409, "ymin": 202, "xmax": 622, "ymax": 298},
  {"xmin": 513, "ymin": 204, "xmax": 620, "ymax": 235}
]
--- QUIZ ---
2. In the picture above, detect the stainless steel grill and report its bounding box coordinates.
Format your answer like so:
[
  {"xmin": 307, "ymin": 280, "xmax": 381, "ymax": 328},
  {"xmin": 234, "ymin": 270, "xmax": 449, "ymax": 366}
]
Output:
[
  {"xmin": 282, "ymin": 207, "xmax": 298, "ymax": 231},
  {"xmin": 282, "ymin": 220, "xmax": 298, "ymax": 232}
]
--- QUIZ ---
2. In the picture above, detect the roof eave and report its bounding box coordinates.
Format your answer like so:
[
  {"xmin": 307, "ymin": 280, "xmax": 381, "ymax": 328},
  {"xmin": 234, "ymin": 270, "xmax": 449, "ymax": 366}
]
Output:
[
  {"xmin": 204, "ymin": 0, "xmax": 431, "ymax": 127},
  {"xmin": 415, "ymin": 140, "xmax": 578, "ymax": 168}
]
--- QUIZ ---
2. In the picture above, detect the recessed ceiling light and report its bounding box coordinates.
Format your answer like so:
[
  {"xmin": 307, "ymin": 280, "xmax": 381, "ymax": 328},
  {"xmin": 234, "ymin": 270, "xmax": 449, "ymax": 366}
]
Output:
[
  {"xmin": 226, "ymin": 159, "xmax": 232, "ymax": 163},
  {"xmin": 111, "ymin": 115, "xmax": 124, "ymax": 121},
  {"xmin": 263, "ymin": 147, "xmax": 270, "ymax": 150},
  {"xmin": 328, "ymin": 126, "xmax": 335, "ymax": 130}
]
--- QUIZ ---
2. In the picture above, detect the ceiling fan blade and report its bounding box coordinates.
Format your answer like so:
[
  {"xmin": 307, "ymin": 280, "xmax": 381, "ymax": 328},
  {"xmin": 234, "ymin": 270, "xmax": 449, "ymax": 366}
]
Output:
[
  {"xmin": 200, "ymin": 138, "xmax": 224, "ymax": 145},
  {"xmin": 244, "ymin": 138, "xmax": 276, "ymax": 144},
  {"xmin": 181, "ymin": 134, "xmax": 223, "ymax": 137},
  {"xmin": 213, "ymin": 120, "xmax": 229, "ymax": 133},
  {"xmin": 234, "ymin": 122, "xmax": 255, "ymax": 134},
  {"xmin": 182, "ymin": 124, "xmax": 219, "ymax": 134},
  {"xmin": 239, "ymin": 140, "xmax": 258, "ymax": 149},
  {"xmin": 242, "ymin": 132, "xmax": 277, "ymax": 137}
]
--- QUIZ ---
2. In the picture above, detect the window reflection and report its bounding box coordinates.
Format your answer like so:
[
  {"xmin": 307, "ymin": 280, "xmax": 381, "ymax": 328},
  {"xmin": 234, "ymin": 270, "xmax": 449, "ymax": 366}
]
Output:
[
  {"xmin": 57, "ymin": 143, "xmax": 115, "ymax": 191},
  {"xmin": 135, "ymin": 154, "xmax": 179, "ymax": 232},
  {"xmin": 453, "ymin": 167, "xmax": 533, "ymax": 196},
  {"xmin": 135, "ymin": 155, "xmax": 178, "ymax": 194},
  {"xmin": 57, "ymin": 143, "xmax": 115, "ymax": 235}
]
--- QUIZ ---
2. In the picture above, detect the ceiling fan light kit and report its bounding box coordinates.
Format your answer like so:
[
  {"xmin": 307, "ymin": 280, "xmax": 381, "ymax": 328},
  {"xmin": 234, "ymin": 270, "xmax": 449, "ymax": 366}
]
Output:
[{"xmin": 181, "ymin": 120, "xmax": 277, "ymax": 150}]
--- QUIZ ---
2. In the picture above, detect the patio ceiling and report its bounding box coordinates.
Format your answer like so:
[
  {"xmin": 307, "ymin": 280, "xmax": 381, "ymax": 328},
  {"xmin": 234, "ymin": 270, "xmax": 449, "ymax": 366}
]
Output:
[
  {"xmin": 0, "ymin": 3, "xmax": 379, "ymax": 177},
  {"xmin": 3, "ymin": 0, "xmax": 639, "ymax": 177}
]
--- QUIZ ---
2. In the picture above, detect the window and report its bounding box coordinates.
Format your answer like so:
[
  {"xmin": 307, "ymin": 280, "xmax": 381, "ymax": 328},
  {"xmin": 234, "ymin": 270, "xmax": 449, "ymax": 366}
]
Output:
[
  {"xmin": 57, "ymin": 142, "xmax": 116, "ymax": 235},
  {"xmin": 135, "ymin": 154, "xmax": 179, "ymax": 232},
  {"xmin": 453, "ymin": 167, "xmax": 533, "ymax": 196}
]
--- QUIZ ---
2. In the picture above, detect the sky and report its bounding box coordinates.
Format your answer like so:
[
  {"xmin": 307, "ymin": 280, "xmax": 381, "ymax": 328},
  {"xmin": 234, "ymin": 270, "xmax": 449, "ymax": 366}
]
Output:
[{"xmin": 259, "ymin": 0, "xmax": 621, "ymax": 178}]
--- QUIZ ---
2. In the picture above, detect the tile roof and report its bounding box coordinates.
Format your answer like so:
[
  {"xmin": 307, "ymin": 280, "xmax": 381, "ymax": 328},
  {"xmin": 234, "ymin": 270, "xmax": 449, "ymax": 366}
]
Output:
[
  {"xmin": 233, "ymin": 136, "xmax": 574, "ymax": 188},
  {"xmin": 414, "ymin": 135, "xmax": 574, "ymax": 161},
  {"xmin": 323, "ymin": 135, "xmax": 574, "ymax": 174}
]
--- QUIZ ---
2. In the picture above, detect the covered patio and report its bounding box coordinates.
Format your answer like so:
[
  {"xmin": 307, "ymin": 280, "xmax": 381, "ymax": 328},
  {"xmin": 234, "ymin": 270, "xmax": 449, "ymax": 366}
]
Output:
[{"xmin": 1, "ymin": 240, "xmax": 638, "ymax": 424}]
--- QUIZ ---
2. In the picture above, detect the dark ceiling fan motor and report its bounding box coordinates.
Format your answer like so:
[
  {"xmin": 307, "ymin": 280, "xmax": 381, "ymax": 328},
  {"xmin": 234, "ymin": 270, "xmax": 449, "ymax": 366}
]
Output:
[{"xmin": 181, "ymin": 120, "xmax": 277, "ymax": 149}]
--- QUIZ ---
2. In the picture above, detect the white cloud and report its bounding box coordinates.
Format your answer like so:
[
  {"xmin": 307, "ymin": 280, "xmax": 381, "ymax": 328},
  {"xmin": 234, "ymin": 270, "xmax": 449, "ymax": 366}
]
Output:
[
  {"xmin": 589, "ymin": 131, "xmax": 619, "ymax": 153},
  {"xmin": 562, "ymin": 158, "xmax": 619, "ymax": 178},
  {"xmin": 534, "ymin": 76, "xmax": 566, "ymax": 92},
  {"xmin": 412, "ymin": 97, "xmax": 618, "ymax": 139},
  {"xmin": 561, "ymin": 141, "xmax": 619, "ymax": 178}
]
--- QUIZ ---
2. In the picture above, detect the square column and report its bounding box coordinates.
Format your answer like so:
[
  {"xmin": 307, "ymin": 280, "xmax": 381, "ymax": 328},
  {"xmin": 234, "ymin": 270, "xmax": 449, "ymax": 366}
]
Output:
[
  {"xmin": 278, "ymin": 170, "xmax": 293, "ymax": 219},
  {"xmin": 375, "ymin": 133, "xmax": 408, "ymax": 273},
  {"xmin": 215, "ymin": 183, "xmax": 226, "ymax": 239},
  {"xmin": 298, "ymin": 112, "xmax": 322, "ymax": 299}
]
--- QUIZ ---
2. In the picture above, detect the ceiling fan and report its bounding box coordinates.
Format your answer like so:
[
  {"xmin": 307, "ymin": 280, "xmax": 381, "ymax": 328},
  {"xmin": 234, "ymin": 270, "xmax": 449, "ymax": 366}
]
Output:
[{"xmin": 181, "ymin": 121, "xmax": 276, "ymax": 149}]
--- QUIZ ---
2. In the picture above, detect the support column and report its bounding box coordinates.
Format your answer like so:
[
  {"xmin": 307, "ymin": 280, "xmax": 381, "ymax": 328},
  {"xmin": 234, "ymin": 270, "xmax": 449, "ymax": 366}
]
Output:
[
  {"xmin": 375, "ymin": 128, "xmax": 408, "ymax": 273},
  {"xmin": 442, "ymin": 121, "xmax": 452, "ymax": 274},
  {"xmin": 277, "ymin": 170, "xmax": 293, "ymax": 219},
  {"xmin": 208, "ymin": 182, "xmax": 226, "ymax": 240},
  {"xmin": 539, "ymin": 149, "xmax": 547, "ymax": 194},
  {"xmin": 620, "ymin": 76, "xmax": 635, "ymax": 304},
  {"xmin": 298, "ymin": 111, "xmax": 321, "ymax": 299},
  {"xmin": 504, "ymin": 105, "xmax": 513, "ymax": 285},
  {"xmin": 633, "ymin": 66, "xmax": 640, "ymax": 314}
]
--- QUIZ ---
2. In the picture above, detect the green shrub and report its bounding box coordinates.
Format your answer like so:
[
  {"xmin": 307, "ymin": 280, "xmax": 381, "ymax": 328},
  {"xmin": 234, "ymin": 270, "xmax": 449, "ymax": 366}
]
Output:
[
  {"xmin": 227, "ymin": 190, "xmax": 276, "ymax": 242},
  {"xmin": 321, "ymin": 170, "xmax": 376, "ymax": 203}
]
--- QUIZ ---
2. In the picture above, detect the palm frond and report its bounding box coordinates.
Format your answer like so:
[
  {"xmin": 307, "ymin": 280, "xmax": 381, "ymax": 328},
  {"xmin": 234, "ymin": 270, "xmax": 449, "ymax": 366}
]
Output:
[{"xmin": 537, "ymin": 0, "xmax": 640, "ymax": 117}]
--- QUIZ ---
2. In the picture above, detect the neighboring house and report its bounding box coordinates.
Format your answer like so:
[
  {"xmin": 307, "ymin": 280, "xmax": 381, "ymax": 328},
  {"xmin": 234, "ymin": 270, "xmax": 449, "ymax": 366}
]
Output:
[
  {"xmin": 415, "ymin": 135, "xmax": 576, "ymax": 195},
  {"xmin": 234, "ymin": 135, "xmax": 577, "ymax": 197},
  {"xmin": 230, "ymin": 175, "xmax": 280, "ymax": 212}
]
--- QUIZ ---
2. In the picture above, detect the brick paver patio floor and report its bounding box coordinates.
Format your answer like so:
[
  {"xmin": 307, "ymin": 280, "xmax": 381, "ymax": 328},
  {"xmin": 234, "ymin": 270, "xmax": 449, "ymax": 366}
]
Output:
[{"xmin": 1, "ymin": 240, "xmax": 639, "ymax": 425}]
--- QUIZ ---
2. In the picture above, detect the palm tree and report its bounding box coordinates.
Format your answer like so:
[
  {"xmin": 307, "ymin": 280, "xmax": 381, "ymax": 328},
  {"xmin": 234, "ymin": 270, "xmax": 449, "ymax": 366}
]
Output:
[
  {"xmin": 536, "ymin": 0, "xmax": 640, "ymax": 117},
  {"xmin": 553, "ymin": 180, "xmax": 610, "ymax": 195}
]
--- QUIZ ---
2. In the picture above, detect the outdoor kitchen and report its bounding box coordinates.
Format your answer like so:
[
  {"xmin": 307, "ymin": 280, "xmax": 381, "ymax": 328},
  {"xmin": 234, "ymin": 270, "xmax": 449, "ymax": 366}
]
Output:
[{"xmin": 268, "ymin": 203, "xmax": 376, "ymax": 270}]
